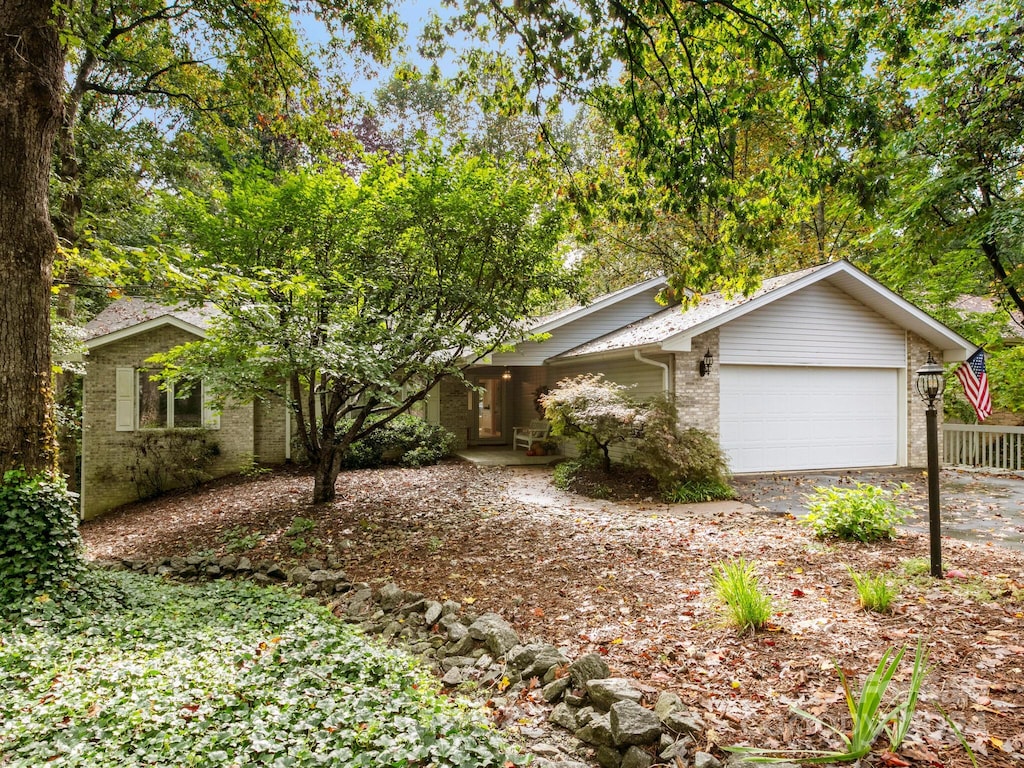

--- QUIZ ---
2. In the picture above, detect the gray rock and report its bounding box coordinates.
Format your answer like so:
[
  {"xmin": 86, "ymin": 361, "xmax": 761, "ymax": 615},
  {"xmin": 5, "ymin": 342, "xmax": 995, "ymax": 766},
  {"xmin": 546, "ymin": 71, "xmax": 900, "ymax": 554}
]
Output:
[
  {"xmin": 402, "ymin": 598, "xmax": 428, "ymax": 615},
  {"xmin": 587, "ymin": 678, "xmax": 644, "ymax": 711},
  {"xmin": 654, "ymin": 691, "xmax": 683, "ymax": 720},
  {"xmin": 441, "ymin": 599, "xmax": 461, "ymax": 616},
  {"xmin": 218, "ymin": 555, "xmax": 238, "ymax": 570},
  {"xmin": 575, "ymin": 712, "xmax": 614, "ymax": 747},
  {"xmin": 424, "ymin": 600, "xmax": 443, "ymax": 626},
  {"xmin": 542, "ymin": 677, "xmax": 571, "ymax": 703},
  {"xmin": 447, "ymin": 634, "xmax": 477, "ymax": 656},
  {"xmin": 378, "ymin": 582, "xmax": 405, "ymax": 609},
  {"xmin": 235, "ymin": 556, "xmax": 252, "ymax": 572},
  {"xmin": 529, "ymin": 744, "xmax": 563, "ymax": 758},
  {"xmin": 305, "ymin": 559, "xmax": 324, "ymax": 572},
  {"xmin": 380, "ymin": 621, "xmax": 402, "ymax": 640},
  {"xmin": 474, "ymin": 653, "xmax": 494, "ymax": 669},
  {"xmin": 441, "ymin": 667, "xmax": 464, "ymax": 686},
  {"xmin": 205, "ymin": 564, "xmax": 222, "ymax": 577},
  {"xmin": 609, "ymin": 700, "xmax": 662, "ymax": 747},
  {"xmin": 594, "ymin": 745, "xmax": 623, "ymax": 768},
  {"xmin": 568, "ymin": 653, "xmax": 610, "ymax": 688},
  {"xmin": 564, "ymin": 691, "xmax": 586, "ymax": 707},
  {"xmin": 549, "ymin": 702, "xmax": 580, "ymax": 731},
  {"xmin": 468, "ymin": 613, "xmax": 520, "ymax": 657},
  {"xmin": 621, "ymin": 746, "xmax": 654, "ymax": 768},
  {"xmin": 309, "ymin": 570, "xmax": 339, "ymax": 592},
  {"xmin": 185, "ymin": 555, "xmax": 204, "ymax": 566},
  {"xmin": 287, "ymin": 565, "xmax": 311, "ymax": 584},
  {"xmin": 663, "ymin": 710, "xmax": 704, "ymax": 736},
  {"xmin": 659, "ymin": 738, "xmax": 692, "ymax": 762},
  {"xmin": 440, "ymin": 655, "xmax": 477, "ymax": 671},
  {"xmin": 265, "ymin": 564, "xmax": 286, "ymax": 580},
  {"xmin": 510, "ymin": 643, "xmax": 569, "ymax": 680},
  {"xmin": 693, "ymin": 751, "xmax": 722, "ymax": 768},
  {"xmin": 446, "ymin": 621, "xmax": 469, "ymax": 643}
]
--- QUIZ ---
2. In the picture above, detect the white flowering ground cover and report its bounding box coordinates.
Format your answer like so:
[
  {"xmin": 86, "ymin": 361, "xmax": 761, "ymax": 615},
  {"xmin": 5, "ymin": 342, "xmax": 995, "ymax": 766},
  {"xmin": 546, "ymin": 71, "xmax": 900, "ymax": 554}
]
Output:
[{"xmin": 0, "ymin": 572, "xmax": 520, "ymax": 768}]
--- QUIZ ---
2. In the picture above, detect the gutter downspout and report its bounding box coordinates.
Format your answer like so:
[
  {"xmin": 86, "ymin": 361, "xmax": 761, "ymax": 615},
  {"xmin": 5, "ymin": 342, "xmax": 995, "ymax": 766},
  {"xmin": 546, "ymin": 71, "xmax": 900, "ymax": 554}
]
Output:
[{"xmin": 634, "ymin": 350, "xmax": 672, "ymax": 394}]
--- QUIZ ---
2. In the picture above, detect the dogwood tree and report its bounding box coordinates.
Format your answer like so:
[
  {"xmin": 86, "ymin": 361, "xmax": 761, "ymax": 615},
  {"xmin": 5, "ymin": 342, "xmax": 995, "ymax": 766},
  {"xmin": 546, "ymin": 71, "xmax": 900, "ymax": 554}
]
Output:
[{"xmin": 156, "ymin": 149, "xmax": 574, "ymax": 503}]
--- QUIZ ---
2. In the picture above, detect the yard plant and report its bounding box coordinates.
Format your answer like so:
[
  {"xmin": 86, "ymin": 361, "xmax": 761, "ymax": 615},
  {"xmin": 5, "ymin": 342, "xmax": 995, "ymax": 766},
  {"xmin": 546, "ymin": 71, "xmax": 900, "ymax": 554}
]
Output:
[
  {"xmin": 0, "ymin": 571, "xmax": 522, "ymax": 767},
  {"xmin": 801, "ymin": 482, "xmax": 911, "ymax": 542},
  {"xmin": 848, "ymin": 567, "xmax": 900, "ymax": 613},
  {"xmin": 711, "ymin": 558, "xmax": 774, "ymax": 633}
]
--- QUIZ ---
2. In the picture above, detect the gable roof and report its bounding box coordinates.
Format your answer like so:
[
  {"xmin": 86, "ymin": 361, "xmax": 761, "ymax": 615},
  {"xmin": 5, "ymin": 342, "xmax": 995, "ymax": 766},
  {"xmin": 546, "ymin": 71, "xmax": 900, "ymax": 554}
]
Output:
[
  {"xmin": 555, "ymin": 260, "xmax": 975, "ymax": 362},
  {"xmin": 83, "ymin": 298, "xmax": 217, "ymax": 350},
  {"xmin": 527, "ymin": 275, "xmax": 669, "ymax": 335}
]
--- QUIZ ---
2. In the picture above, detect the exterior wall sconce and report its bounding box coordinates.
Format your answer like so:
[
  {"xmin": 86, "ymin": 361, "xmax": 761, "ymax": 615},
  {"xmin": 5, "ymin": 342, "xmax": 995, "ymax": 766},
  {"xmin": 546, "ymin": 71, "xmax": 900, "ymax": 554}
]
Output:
[
  {"xmin": 698, "ymin": 348, "xmax": 714, "ymax": 377},
  {"xmin": 915, "ymin": 351, "xmax": 946, "ymax": 578},
  {"xmin": 501, "ymin": 368, "xmax": 512, "ymax": 381}
]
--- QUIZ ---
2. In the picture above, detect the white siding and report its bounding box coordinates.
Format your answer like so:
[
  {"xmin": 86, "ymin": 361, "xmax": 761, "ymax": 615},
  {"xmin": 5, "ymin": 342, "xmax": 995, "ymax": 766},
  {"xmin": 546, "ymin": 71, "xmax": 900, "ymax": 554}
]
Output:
[
  {"xmin": 492, "ymin": 289, "xmax": 665, "ymax": 366},
  {"xmin": 547, "ymin": 356, "xmax": 666, "ymax": 400},
  {"xmin": 720, "ymin": 282, "xmax": 905, "ymax": 367}
]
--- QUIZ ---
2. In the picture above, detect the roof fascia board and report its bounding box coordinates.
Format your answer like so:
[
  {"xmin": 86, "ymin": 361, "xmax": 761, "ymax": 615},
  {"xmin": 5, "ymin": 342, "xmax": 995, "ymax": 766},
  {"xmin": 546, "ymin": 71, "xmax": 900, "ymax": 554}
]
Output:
[
  {"xmin": 545, "ymin": 343, "xmax": 666, "ymax": 366},
  {"xmin": 85, "ymin": 316, "xmax": 207, "ymax": 350},
  {"xmin": 530, "ymin": 276, "xmax": 667, "ymax": 335}
]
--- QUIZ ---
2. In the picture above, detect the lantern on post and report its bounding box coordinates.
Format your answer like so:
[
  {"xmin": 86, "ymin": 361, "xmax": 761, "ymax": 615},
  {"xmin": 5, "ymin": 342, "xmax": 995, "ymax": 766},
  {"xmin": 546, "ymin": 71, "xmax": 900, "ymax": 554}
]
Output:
[{"xmin": 915, "ymin": 352, "xmax": 945, "ymax": 578}]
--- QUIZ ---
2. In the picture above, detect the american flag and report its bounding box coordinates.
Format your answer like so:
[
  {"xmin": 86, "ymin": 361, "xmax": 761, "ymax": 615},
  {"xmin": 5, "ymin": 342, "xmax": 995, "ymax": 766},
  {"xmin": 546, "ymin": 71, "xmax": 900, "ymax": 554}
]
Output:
[{"xmin": 955, "ymin": 349, "xmax": 992, "ymax": 422}]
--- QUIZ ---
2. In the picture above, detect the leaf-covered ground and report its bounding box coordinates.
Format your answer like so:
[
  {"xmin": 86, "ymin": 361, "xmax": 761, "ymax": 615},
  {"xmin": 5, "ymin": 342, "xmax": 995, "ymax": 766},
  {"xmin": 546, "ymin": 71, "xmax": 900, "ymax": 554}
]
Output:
[{"xmin": 81, "ymin": 462, "xmax": 1024, "ymax": 767}]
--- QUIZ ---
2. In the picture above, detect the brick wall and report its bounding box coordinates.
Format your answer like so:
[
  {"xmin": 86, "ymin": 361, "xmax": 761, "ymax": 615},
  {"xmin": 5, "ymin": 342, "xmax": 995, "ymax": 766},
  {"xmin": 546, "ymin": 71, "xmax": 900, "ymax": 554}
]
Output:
[
  {"xmin": 907, "ymin": 333, "xmax": 943, "ymax": 468},
  {"xmin": 81, "ymin": 326, "xmax": 256, "ymax": 519},
  {"xmin": 254, "ymin": 395, "xmax": 289, "ymax": 465},
  {"xmin": 438, "ymin": 376, "xmax": 471, "ymax": 449},
  {"xmin": 673, "ymin": 329, "xmax": 720, "ymax": 437}
]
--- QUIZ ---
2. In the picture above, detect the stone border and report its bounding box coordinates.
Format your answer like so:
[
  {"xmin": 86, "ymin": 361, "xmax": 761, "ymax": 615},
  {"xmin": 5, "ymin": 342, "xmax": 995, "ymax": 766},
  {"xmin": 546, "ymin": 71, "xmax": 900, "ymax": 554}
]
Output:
[{"xmin": 98, "ymin": 555, "xmax": 740, "ymax": 768}]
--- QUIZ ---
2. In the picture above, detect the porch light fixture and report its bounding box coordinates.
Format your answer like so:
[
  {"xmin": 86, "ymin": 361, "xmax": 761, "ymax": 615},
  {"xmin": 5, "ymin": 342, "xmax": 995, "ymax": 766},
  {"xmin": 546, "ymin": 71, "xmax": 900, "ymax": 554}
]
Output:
[
  {"xmin": 698, "ymin": 348, "xmax": 714, "ymax": 377},
  {"xmin": 915, "ymin": 352, "xmax": 945, "ymax": 578},
  {"xmin": 501, "ymin": 367, "xmax": 512, "ymax": 381}
]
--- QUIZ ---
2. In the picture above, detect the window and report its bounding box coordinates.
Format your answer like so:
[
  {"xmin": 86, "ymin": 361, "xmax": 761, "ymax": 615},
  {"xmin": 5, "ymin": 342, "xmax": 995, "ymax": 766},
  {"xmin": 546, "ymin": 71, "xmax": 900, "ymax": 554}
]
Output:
[{"xmin": 116, "ymin": 367, "xmax": 219, "ymax": 431}]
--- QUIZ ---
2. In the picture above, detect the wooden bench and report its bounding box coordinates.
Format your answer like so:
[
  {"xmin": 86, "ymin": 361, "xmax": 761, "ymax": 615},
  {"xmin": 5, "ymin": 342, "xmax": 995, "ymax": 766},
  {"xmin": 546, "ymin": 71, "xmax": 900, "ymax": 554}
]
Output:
[{"xmin": 513, "ymin": 419, "xmax": 551, "ymax": 451}]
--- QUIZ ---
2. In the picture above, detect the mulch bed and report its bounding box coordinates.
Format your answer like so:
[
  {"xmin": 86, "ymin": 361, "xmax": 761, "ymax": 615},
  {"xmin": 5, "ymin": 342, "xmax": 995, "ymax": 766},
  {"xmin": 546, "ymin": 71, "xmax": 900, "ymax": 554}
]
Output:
[{"xmin": 81, "ymin": 461, "xmax": 1024, "ymax": 767}]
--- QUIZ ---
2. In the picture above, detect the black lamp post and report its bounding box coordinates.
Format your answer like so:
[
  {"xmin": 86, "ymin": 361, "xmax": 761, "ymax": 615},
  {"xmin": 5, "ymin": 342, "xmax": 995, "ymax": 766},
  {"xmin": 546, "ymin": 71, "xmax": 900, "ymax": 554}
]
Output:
[{"xmin": 915, "ymin": 352, "xmax": 945, "ymax": 578}]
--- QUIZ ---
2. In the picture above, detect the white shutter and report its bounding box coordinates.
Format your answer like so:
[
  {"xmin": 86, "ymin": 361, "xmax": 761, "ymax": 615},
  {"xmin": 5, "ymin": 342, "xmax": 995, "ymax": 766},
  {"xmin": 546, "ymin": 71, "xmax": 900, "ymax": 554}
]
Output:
[
  {"xmin": 202, "ymin": 383, "xmax": 221, "ymax": 429},
  {"xmin": 115, "ymin": 367, "xmax": 135, "ymax": 431}
]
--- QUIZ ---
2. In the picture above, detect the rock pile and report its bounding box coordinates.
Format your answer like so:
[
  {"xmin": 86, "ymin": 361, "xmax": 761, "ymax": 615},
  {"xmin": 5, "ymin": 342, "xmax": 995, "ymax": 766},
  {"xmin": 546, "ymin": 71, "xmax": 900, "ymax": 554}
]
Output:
[{"xmin": 100, "ymin": 555, "xmax": 725, "ymax": 768}]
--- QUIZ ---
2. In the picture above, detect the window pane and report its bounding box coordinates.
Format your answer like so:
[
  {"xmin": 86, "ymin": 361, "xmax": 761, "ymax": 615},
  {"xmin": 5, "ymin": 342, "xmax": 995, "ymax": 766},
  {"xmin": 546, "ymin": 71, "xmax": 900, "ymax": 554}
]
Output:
[
  {"xmin": 173, "ymin": 383, "xmax": 203, "ymax": 428},
  {"xmin": 138, "ymin": 371, "xmax": 167, "ymax": 429}
]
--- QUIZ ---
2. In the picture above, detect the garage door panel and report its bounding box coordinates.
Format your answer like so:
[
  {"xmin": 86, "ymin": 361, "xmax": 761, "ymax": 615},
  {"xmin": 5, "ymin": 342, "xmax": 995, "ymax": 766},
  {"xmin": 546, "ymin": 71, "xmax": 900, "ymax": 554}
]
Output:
[{"xmin": 720, "ymin": 366, "xmax": 898, "ymax": 473}]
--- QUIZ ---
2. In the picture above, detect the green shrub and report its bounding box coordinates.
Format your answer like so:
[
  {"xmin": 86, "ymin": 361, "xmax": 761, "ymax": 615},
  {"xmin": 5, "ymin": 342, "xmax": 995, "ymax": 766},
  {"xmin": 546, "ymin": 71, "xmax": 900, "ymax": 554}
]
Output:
[
  {"xmin": 632, "ymin": 408, "xmax": 731, "ymax": 493},
  {"xmin": 552, "ymin": 459, "xmax": 583, "ymax": 490},
  {"xmin": 285, "ymin": 515, "xmax": 316, "ymax": 537},
  {"xmin": 711, "ymin": 558, "xmax": 773, "ymax": 633},
  {"xmin": 848, "ymin": 567, "xmax": 900, "ymax": 613},
  {"xmin": 665, "ymin": 478, "xmax": 735, "ymax": 503},
  {"xmin": 802, "ymin": 482, "xmax": 911, "ymax": 542},
  {"xmin": 342, "ymin": 415, "xmax": 455, "ymax": 469},
  {"xmin": 0, "ymin": 572, "xmax": 523, "ymax": 767},
  {"xmin": 0, "ymin": 470, "xmax": 85, "ymax": 606}
]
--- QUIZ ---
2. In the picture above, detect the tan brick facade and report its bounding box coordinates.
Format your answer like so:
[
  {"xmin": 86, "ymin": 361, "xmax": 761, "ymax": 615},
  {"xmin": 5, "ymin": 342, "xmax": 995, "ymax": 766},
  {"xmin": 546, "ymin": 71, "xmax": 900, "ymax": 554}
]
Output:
[
  {"xmin": 82, "ymin": 326, "xmax": 259, "ymax": 519},
  {"xmin": 907, "ymin": 333, "xmax": 943, "ymax": 468},
  {"xmin": 438, "ymin": 377, "xmax": 472, "ymax": 449},
  {"xmin": 673, "ymin": 329, "xmax": 720, "ymax": 438}
]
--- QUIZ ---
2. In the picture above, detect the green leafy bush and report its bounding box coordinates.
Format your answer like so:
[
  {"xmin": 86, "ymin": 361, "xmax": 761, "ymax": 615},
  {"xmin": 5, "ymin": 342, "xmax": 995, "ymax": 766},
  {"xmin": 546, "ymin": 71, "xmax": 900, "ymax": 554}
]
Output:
[
  {"xmin": 0, "ymin": 571, "xmax": 523, "ymax": 767},
  {"xmin": 125, "ymin": 429, "xmax": 220, "ymax": 500},
  {"xmin": 711, "ymin": 558, "xmax": 773, "ymax": 633},
  {"xmin": 802, "ymin": 483, "xmax": 911, "ymax": 542},
  {"xmin": 342, "ymin": 415, "xmax": 455, "ymax": 469},
  {"xmin": 848, "ymin": 567, "xmax": 900, "ymax": 613},
  {"xmin": 0, "ymin": 470, "xmax": 85, "ymax": 606},
  {"xmin": 551, "ymin": 459, "xmax": 582, "ymax": 491}
]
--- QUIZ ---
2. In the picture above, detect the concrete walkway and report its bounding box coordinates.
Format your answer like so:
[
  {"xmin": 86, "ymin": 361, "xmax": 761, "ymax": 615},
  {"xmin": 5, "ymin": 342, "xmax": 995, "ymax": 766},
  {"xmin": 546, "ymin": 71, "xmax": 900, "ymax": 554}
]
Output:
[{"xmin": 455, "ymin": 447, "xmax": 563, "ymax": 467}]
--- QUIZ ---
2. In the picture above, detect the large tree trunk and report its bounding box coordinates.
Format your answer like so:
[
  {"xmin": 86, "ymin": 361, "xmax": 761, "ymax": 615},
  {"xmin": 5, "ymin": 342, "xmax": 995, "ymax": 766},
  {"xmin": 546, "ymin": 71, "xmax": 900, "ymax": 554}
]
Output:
[
  {"xmin": 312, "ymin": 445, "xmax": 340, "ymax": 504},
  {"xmin": 0, "ymin": 1, "xmax": 64, "ymax": 476}
]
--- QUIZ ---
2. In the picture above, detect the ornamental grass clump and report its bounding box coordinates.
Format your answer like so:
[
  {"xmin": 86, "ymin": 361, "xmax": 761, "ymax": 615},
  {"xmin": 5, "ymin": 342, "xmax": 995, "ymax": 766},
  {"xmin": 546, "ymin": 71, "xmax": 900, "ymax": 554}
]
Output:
[
  {"xmin": 711, "ymin": 558, "xmax": 773, "ymax": 632},
  {"xmin": 802, "ymin": 482, "xmax": 911, "ymax": 542},
  {"xmin": 849, "ymin": 567, "xmax": 900, "ymax": 613}
]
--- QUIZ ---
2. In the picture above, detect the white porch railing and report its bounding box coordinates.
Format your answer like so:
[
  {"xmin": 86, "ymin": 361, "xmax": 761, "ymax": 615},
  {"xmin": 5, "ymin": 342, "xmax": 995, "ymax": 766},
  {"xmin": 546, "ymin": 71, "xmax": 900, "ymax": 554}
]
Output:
[{"xmin": 943, "ymin": 423, "xmax": 1024, "ymax": 470}]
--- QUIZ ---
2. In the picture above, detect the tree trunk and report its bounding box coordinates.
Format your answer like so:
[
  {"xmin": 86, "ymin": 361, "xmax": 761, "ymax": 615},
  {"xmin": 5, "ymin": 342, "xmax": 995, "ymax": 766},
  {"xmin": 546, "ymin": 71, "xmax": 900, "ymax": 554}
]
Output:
[
  {"xmin": 312, "ymin": 444, "xmax": 340, "ymax": 503},
  {"xmin": 0, "ymin": 1, "xmax": 64, "ymax": 476}
]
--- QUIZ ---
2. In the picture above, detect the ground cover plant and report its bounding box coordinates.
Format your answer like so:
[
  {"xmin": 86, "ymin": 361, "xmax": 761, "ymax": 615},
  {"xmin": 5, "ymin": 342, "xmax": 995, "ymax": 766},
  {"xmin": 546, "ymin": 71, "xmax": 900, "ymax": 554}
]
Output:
[
  {"xmin": 80, "ymin": 463, "xmax": 1024, "ymax": 768},
  {"xmin": 710, "ymin": 558, "xmax": 774, "ymax": 633},
  {"xmin": 0, "ymin": 570, "xmax": 521, "ymax": 768},
  {"xmin": 802, "ymin": 482, "xmax": 911, "ymax": 542}
]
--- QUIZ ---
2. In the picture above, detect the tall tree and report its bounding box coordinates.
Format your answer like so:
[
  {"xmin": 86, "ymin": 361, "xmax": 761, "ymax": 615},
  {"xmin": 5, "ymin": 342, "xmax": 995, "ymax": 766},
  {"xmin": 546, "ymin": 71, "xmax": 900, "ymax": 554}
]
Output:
[
  {"xmin": 0, "ymin": 0, "xmax": 64, "ymax": 475},
  {"xmin": 156, "ymin": 151, "xmax": 575, "ymax": 503}
]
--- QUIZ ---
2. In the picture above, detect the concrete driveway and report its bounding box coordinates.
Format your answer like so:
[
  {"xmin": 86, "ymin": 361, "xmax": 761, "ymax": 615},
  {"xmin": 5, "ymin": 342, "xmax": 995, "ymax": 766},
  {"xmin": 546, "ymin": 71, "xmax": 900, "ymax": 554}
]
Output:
[{"xmin": 731, "ymin": 466, "xmax": 1024, "ymax": 550}]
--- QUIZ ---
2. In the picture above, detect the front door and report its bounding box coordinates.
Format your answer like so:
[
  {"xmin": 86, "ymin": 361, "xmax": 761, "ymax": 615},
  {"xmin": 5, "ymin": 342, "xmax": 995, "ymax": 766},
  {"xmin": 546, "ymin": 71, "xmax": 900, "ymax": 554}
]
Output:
[{"xmin": 472, "ymin": 376, "xmax": 507, "ymax": 445}]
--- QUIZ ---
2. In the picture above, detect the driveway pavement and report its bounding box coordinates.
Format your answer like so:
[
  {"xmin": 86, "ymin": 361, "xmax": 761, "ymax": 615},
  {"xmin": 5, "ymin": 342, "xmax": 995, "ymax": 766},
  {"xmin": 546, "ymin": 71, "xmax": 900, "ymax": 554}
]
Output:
[{"xmin": 731, "ymin": 466, "xmax": 1024, "ymax": 550}]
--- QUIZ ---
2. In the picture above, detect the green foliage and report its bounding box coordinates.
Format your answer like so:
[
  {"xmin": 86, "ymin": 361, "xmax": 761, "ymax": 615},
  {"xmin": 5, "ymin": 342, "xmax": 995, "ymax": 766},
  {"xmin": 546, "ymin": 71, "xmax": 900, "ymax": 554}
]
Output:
[
  {"xmin": 342, "ymin": 415, "xmax": 455, "ymax": 469},
  {"xmin": 551, "ymin": 460, "xmax": 582, "ymax": 491},
  {"xmin": 0, "ymin": 471, "xmax": 85, "ymax": 606},
  {"xmin": 221, "ymin": 526, "xmax": 263, "ymax": 553},
  {"xmin": 0, "ymin": 571, "xmax": 522, "ymax": 767},
  {"xmin": 848, "ymin": 567, "xmax": 900, "ymax": 613},
  {"xmin": 729, "ymin": 643, "xmax": 929, "ymax": 763},
  {"xmin": 665, "ymin": 479, "xmax": 735, "ymax": 504},
  {"xmin": 631, "ymin": 402, "xmax": 731, "ymax": 493},
  {"xmin": 801, "ymin": 483, "xmax": 911, "ymax": 542},
  {"xmin": 285, "ymin": 516, "xmax": 316, "ymax": 537},
  {"xmin": 124, "ymin": 430, "xmax": 220, "ymax": 500},
  {"xmin": 710, "ymin": 559, "xmax": 774, "ymax": 633},
  {"xmin": 237, "ymin": 453, "xmax": 271, "ymax": 478}
]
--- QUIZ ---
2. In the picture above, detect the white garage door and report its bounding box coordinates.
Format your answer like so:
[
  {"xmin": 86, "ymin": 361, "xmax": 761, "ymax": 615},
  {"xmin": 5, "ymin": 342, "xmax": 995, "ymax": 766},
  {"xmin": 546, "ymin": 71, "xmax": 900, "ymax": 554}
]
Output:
[{"xmin": 719, "ymin": 366, "xmax": 899, "ymax": 473}]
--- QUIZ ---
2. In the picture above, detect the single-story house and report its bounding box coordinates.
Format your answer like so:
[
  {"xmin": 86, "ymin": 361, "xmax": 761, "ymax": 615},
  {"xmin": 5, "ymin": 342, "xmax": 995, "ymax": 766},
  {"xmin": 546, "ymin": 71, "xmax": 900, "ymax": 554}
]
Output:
[
  {"xmin": 79, "ymin": 259, "xmax": 974, "ymax": 519},
  {"xmin": 428, "ymin": 259, "xmax": 974, "ymax": 473}
]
